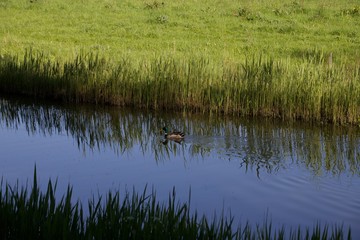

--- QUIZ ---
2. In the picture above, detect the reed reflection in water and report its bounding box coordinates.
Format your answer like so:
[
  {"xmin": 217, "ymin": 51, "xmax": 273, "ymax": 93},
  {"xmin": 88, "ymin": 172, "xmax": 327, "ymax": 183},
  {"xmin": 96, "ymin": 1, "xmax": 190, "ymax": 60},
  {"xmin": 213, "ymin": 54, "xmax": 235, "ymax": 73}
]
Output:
[
  {"xmin": 0, "ymin": 96, "xmax": 360, "ymax": 237},
  {"xmin": 2, "ymin": 97, "xmax": 358, "ymax": 177}
]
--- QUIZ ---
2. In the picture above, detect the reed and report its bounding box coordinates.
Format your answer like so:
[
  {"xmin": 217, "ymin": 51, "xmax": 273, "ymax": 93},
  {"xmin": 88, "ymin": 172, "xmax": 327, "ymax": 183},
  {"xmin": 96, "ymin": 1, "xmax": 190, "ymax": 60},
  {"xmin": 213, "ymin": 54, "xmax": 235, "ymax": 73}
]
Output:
[
  {"xmin": 0, "ymin": 168, "xmax": 352, "ymax": 239},
  {"xmin": 1, "ymin": 50, "xmax": 359, "ymax": 125}
]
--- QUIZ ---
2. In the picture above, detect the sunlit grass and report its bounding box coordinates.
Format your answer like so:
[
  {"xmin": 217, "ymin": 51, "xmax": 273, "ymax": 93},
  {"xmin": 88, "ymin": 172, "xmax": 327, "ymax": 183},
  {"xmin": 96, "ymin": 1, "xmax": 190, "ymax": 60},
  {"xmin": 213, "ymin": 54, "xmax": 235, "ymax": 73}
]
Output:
[
  {"xmin": 0, "ymin": 168, "xmax": 352, "ymax": 239},
  {"xmin": 0, "ymin": 0, "xmax": 360, "ymax": 61}
]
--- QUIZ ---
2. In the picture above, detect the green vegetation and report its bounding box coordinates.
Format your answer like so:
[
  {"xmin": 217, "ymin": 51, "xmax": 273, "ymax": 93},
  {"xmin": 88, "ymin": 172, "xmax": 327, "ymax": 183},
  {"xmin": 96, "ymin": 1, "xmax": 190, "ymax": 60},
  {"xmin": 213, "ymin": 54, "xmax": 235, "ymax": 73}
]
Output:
[
  {"xmin": 0, "ymin": 168, "xmax": 352, "ymax": 239},
  {"xmin": 1, "ymin": 49, "xmax": 359, "ymax": 124},
  {"xmin": 0, "ymin": 0, "xmax": 360, "ymax": 124},
  {"xmin": 1, "ymin": 0, "xmax": 359, "ymax": 61}
]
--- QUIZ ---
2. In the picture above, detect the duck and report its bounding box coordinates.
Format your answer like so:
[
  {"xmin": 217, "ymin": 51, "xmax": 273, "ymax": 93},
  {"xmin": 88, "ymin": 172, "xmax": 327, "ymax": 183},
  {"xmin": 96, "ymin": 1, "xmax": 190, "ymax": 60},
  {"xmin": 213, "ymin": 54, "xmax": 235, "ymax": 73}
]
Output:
[{"xmin": 162, "ymin": 127, "xmax": 185, "ymax": 141}]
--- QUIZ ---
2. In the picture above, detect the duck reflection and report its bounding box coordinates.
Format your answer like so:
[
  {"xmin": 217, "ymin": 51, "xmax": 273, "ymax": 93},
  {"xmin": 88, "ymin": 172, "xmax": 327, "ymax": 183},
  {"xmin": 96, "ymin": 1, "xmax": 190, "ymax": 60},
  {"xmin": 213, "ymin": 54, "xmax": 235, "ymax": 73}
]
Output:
[{"xmin": 161, "ymin": 138, "xmax": 183, "ymax": 145}]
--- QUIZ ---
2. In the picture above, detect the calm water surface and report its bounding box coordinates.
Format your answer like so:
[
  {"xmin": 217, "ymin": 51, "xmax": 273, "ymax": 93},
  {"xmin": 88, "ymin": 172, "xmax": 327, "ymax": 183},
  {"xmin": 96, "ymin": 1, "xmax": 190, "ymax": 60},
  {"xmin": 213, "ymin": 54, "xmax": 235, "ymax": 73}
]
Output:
[{"xmin": 0, "ymin": 97, "xmax": 359, "ymax": 236}]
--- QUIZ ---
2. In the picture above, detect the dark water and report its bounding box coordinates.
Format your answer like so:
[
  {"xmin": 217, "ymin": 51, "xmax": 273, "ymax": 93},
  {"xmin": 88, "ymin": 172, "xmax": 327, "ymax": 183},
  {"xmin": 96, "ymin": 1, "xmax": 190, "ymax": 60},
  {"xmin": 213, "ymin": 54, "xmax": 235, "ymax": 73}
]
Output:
[{"xmin": 1, "ymin": 97, "xmax": 359, "ymax": 236}]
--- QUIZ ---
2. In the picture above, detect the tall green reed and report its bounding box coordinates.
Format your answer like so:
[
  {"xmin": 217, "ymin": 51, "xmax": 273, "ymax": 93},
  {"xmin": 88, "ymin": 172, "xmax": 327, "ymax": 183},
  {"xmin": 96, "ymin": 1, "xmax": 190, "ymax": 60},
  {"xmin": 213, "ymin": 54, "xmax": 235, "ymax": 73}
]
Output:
[
  {"xmin": 0, "ymin": 167, "xmax": 83, "ymax": 239},
  {"xmin": 0, "ymin": 49, "xmax": 359, "ymax": 124},
  {"xmin": 0, "ymin": 168, "xmax": 352, "ymax": 239}
]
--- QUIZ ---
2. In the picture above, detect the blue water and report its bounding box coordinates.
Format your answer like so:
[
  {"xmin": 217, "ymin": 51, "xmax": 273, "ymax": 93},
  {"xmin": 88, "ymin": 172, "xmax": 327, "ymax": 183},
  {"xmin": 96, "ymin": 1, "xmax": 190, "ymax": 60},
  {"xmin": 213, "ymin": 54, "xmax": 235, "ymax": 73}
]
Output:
[{"xmin": 0, "ymin": 97, "xmax": 359, "ymax": 237}]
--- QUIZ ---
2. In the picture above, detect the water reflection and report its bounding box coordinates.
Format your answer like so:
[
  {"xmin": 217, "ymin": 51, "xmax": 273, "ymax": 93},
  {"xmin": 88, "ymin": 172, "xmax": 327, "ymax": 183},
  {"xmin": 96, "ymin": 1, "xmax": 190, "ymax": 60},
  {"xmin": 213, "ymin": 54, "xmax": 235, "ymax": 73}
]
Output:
[{"xmin": 0, "ymin": 97, "xmax": 359, "ymax": 177}]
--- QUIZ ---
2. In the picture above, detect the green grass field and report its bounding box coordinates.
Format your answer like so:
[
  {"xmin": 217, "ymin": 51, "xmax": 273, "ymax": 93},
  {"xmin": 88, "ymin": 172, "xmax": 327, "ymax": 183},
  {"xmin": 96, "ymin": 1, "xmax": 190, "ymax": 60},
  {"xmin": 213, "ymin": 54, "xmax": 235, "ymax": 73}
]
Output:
[
  {"xmin": 1, "ymin": 0, "xmax": 359, "ymax": 61},
  {"xmin": 0, "ymin": 0, "xmax": 360, "ymax": 124}
]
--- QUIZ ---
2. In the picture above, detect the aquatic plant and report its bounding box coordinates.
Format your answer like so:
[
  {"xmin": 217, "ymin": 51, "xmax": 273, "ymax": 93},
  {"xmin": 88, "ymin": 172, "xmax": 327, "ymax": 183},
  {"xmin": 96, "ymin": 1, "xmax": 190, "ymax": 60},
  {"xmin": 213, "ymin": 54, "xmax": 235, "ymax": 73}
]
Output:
[{"xmin": 0, "ymin": 168, "xmax": 352, "ymax": 239}]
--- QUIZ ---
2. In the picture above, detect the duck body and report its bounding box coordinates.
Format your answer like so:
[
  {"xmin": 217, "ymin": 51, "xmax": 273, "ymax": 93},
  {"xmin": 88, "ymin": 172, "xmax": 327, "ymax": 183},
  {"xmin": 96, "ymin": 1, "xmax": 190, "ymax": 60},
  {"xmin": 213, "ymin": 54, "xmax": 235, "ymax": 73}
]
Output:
[{"xmin": 162, "ymin": 127, "xmax": 185, "ymax": 140}]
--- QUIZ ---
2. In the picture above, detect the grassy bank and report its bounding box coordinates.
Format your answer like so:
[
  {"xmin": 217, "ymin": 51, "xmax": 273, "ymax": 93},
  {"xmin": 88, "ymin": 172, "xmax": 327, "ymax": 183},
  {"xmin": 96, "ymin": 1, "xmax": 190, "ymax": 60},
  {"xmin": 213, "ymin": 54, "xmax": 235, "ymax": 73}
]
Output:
[
  {"xmin": 0, "ymin": 50, "xmax": 359, "ymax": 124},
  {"xmin": 0, "ymin": 169, "xmax": 352, "ymax": 239},
  {"xmin": 0, "ymin": 0, "xmax": 360, "ymax": 124}
]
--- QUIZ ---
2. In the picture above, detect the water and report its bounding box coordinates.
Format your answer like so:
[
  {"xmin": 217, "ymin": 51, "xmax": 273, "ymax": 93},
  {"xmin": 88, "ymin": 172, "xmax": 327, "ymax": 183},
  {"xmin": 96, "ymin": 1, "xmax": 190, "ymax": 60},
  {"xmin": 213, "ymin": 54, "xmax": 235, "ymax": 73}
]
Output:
[{"xmin": 1, "ymin": 96, "xmax": 359, "ymax": 236}]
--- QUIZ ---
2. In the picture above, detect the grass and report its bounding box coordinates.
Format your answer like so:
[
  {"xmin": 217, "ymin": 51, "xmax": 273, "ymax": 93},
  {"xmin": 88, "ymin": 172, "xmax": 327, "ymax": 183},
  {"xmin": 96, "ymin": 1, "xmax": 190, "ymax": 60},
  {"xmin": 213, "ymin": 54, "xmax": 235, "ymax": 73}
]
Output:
[
  {"xmin": 0, "ymin": 49, "xmax": 359, "ymax": 124},
  {"xmin": 0, "ymin": 168, "xmax": 352, "ymax": 239},
  {"xmin": 1, "ymin": 0, "xmax": 359, "ymax": 61},
  {"xmin": 0, "ymin": 0, "xmax": 360, "ymax": 124}
]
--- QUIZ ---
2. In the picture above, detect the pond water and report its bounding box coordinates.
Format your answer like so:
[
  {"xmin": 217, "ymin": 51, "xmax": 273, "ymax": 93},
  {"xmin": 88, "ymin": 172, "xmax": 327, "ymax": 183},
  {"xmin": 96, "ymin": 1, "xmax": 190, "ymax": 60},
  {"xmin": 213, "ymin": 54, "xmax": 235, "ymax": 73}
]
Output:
[{"xmin": 0, "ymin": 96, "xmax": 359, "ymax": 236}]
